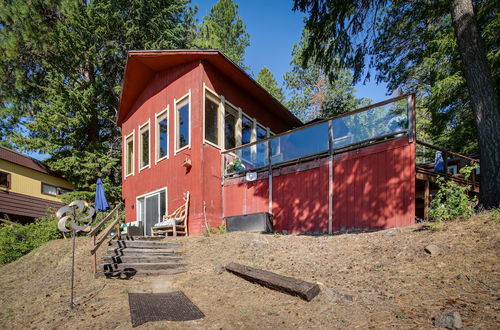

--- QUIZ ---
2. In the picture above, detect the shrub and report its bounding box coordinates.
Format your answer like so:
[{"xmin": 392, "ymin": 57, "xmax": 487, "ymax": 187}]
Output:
[
  {"xmin": 429, "ymin": 165, "xmax": 478, "ymax": 222},
  {"xmin": 0, "ymin": 211, "xmax": 62, "ymax": 264}
]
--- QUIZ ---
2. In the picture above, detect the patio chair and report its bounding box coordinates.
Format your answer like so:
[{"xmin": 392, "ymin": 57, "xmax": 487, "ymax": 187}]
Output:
[{"xmin": 152, "ymin": 191, "xmax": 190, "ymax": 237}]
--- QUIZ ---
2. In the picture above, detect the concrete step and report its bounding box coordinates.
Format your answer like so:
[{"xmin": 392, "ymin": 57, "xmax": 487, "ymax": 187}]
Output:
[
  {"xmin": 100, "ymin": 262, "xmax": 187, "ymax": 272},
  {"xmin": 102, "ymin": 255, "xmax": 183, "ymax": 263},
  {"xmin": 120, "ymin": 236, "xmax": 167, "ymax": 241},
  {"xmin": 97, "ymin": 268, "xmax": 187, "ymax": 278},
  {"xmin": 107, "ymin": 247, "xmax": 182, "ymax": 256},
  {"xmin": 109, "ymin": 240, "xmax": 181, "ymax": 249}
]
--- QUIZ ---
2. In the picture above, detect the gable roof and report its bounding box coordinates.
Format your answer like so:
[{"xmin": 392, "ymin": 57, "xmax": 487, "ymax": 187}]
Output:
[
  {"xmin": 0, "ymin": 146, "xmax": 52, "ymax": 175},
  {"xmin": 117, "ymin": 50, "xmax": 302, "ymax": 126}
]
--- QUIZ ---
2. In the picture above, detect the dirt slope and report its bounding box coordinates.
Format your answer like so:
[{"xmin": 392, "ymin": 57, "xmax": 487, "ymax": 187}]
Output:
[{"xmin": 0, "ymin": 212, "xmax": 498, "ymax": 329}]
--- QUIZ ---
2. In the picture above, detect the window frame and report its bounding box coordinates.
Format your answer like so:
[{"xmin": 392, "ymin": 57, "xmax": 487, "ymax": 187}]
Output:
[
  {"xmin": 203, "ymin": 86, "xmax": 222, "ymax": 149},
  {"xmin": 124, "ymin": 130, "xmax": 135, "ymax": 178},
  {"xmin": 0, "ymin": 171, "xmax": 11, "ymax": 189},
  {"xmin": 155, "ymin": 106, "xmax": 169, "ymax": 164},
  {"xmin": 41, "ymin": 182, "xmax": 58, "ymax": 196},
  {"xmin": 138, "ymin": 119, "xmax": 151, "ymax": 171},
  {"xmin": 135, "ymin": 186, "xmax": 168, "ymax": 231},
  {"xmin": 174, "ymin": 90, "xmax": 191, "ymax": 154}
]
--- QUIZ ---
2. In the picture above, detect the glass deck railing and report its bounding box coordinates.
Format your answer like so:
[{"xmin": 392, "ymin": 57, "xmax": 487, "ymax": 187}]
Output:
[{"xmin": 223, "ymin": 94, "xmax": 414, "ymax": 177}]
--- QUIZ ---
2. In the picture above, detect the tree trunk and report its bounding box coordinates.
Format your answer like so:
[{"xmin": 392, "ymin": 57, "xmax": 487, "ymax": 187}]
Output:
[{"xmin": 450, "ymin": 0, "xmax": 500, "ymax": 208}]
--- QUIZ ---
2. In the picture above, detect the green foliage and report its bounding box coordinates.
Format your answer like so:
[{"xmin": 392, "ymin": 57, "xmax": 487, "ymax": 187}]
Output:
[
  {"xmin": 0, "ymin": 211, "xmax": 62, "ymax": 264},
  {"xmin": 0, "ymin": 0, "xmax": 197, "ymax": 201},
  {"xmin": 218, "ymin": 223, "xmax": 227, "ymax": 234},
  {"xmin": 293, "ymin": 0, "xmax": 498, "ymax": 155},
  {"xmin": 256, "ymin": 66, "xmax": 285, "ymax": 103},
  {"xmin": 284, "ymin": 29, "xmax": 367, "ymax": 122},
  {"xmin": 196, "ymin": 0, "xmax": 250, "ymax": 68},
  {"xmin": 429, "ymin": 165, "xmax": 478, "ymax": 222}
]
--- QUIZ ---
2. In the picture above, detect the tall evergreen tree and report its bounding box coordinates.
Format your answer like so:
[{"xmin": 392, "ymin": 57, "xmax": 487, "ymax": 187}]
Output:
[
  {"xmin": 256, "ymin": 66, "xmax": 285, "ymax": 104},
  {"xmin": 0, "ymin": 0, "xmax": 197, "ymax": 201},
  {"xmin": 196, "ymin": 0, "xmax": 250, "ymax": 68},
  {"xmin": 284, "ymin": 30, "xmax": 364, "ymax": 122},
  {"xmin": 293, "ymin": 0, "xmax": 500, "ymax": 208}
]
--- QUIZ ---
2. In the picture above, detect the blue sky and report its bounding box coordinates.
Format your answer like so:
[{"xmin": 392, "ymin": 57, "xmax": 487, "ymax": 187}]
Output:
[{"xmin": 194, "ymin": 0, "xmax": 389, "ymax": 103}]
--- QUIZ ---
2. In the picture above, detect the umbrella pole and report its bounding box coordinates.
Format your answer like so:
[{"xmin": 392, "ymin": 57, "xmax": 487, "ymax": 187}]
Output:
[{"xmin": 70, "ymin": 230, "xmax": 76, "ymax": 310}]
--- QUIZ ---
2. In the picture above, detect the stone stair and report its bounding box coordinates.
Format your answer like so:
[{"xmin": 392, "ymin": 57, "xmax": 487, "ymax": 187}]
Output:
[{"xmin": 98, "ymin": 236, "xmax": 186, "ymax": 278}]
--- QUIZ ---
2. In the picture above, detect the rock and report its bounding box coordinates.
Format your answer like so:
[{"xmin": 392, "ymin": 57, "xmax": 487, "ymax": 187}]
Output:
[
  {"xmin": 424, "ymin": 244, "xmax": 442, "ymax": 255},
  {"xmin": 434, "ymin": 312, "xmax": 462, "ymax": 329},
  {"xmin": 385, "ymin": 228, "xmax": 398, "ymax": 236},
  {"xmin": 214, "ymin": 265, "xmax": 225, "ymax": 275}
]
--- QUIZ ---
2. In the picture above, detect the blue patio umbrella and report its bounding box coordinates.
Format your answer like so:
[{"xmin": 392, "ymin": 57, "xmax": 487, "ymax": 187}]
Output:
[{"xmin": 94, "ymin": 178, "xmax": 110, "ymax": 211}]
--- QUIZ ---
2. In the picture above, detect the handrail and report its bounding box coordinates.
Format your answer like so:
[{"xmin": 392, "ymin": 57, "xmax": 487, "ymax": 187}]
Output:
[
  {"xmin": 88, "ymin": 203, "xmax": 122, "ymax": 237},
  {"xmin": 222, "ymin": 92, "xmax": 415, "ymax": 154},
  {"xmin": 89, "ymin": 204, "xmax": 123, "ymax": 274},
  {"xmin": 416, "ymin": 140, "xmax": 479, "ymax": 163}
]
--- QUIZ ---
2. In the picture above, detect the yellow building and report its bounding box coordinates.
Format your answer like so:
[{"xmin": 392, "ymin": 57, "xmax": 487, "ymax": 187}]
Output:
[{"xmin": 0, "ymin": 146, "xmax": 74, "ymax": 222}]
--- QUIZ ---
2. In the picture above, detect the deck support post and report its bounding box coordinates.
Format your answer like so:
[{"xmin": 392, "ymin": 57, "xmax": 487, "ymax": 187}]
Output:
[
  {"xmin": 424, "ymin": 180, "xmax": 430, "ymax": 221},
  {"xmin": 328, "ymin": 120, "xmax": 334, "ymax": 234}
]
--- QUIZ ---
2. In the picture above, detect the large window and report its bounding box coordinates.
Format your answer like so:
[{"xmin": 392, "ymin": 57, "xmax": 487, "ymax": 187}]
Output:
[
  {"xmin": 176, "ymin": 94, "xmax": 190, "ymax": 152},
  {"xmin": 0, "ymin": 171, "xmax": 11, "ymax": 188},
  {"xmin": 224, "ymin": 104, "xmax": 238, "ymax": 149},
  {"xmin": 241, "ymin": 115, "xmax": 253, "ymax": 145},
  {"xmin": 139, "ymin": 121, "xmax": 150, "ymax": 170},
  {"xmin": 202, "ymin": 86, "xmax": 271, "ymax": 151},
  {"xmin": 156, "ymin": 108, "xmax": 168, "ymax": 162},
  {"xmin": 125, "ymin": 131, "xmax": 134, "ymax": 177},
  {"xmin": 204, "ymin": 92, "xmax": 220, "ymax": 145}
]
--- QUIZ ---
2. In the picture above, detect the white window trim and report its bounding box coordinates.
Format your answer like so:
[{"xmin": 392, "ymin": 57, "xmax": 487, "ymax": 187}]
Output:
[
  {"xmin": 138, "ymin": 119, "xmax": 151, "ymax": 172},
  {"xmin": 124, "ymin": 130, "xmax": 135, "ymax": 178},
  {"xmin": 174, "ymin": 90, "xmax": 191, "ymax": 154},
  {"xmin": 155, "ymin": 106, "xmax": 169, "ymax": 164},
  {"xmin": 135, "ymin": 186, "xmax": 168, "ymax": 232},
  {"xmin": 203, "ymin": 85, "xmax": 223, "ymax": 149}
]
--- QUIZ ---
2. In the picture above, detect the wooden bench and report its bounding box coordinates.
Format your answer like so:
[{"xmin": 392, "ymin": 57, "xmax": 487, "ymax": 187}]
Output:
[{"xmin": 152, "ymin": 192, "xmax": 190, "ymax": 237}]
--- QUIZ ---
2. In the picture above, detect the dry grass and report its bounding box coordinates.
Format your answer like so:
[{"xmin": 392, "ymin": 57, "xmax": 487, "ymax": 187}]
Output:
[{"xmin": 0, "ymin": 211, "xmax": 498, "ymax": 329}]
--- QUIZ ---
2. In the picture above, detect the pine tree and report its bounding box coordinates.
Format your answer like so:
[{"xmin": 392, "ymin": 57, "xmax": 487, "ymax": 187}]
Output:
[
  {"xmin": 284, "ymin": 30, "xmax": 364, "ymax": 122},
  {"xmin": 256, "ymin": 67, "xmax": 285, "ymax": 104},
  {"xmin": 293, "ymin": 0, "xmax": 500, "ymax": 208},
  {"xmin": 196, "ymin": 0, "xmax": 250, "ymax": 68},
  {"xmin": 0, "ymin": 0, "xmax": 197, "ymax": 201}
]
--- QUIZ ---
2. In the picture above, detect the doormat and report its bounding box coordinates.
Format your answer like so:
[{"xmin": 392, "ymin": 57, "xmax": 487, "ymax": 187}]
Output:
[{"xmin": 128, "ymin": 291, "xmax": 204, "ymax": 327}]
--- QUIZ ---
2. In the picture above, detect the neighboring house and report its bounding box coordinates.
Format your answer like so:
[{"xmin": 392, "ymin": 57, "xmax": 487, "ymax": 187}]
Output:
[
  {"xmin": 118, "ymin": 50, "xmax": 478, "ymax": 236},
  {"xmin": 0, "ymin": 147, "xmax": 74, "ymax": 223}
]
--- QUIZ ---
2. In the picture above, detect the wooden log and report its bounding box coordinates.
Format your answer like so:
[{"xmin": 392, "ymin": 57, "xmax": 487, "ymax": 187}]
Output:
[{"xmin": 225, "ymin": 262, "xmax": 320, "ymax": 301}]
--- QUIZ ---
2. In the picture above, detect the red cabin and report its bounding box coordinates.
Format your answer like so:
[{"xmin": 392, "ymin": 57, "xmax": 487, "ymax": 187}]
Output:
[{"xmin": 118, "ymin": 50, "xmax": 479, "ymax": 236}]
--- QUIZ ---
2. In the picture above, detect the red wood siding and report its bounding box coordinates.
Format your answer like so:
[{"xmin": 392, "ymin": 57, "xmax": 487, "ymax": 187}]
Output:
[
  {"xmin": 121, "ymin": 61, "xmax": 206, "ymax": 235},
  {"xmin": 222, "ymin": 137, "xmax": 415, "ymax": 233},
  {"xmin": 121, "ymin": 59, "xmax": 298, "ymax": 235}
]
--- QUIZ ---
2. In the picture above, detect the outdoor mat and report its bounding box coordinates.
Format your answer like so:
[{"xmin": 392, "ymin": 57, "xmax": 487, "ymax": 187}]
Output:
[{"xmin": 128, "ymin": 291, "xmax": 204, "ymax": 327}]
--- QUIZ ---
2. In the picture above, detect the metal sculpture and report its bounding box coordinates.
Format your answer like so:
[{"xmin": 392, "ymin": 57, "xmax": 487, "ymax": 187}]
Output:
[{"xmin": 56, "ymin": 200, "xmax": 96, "ymax": 310}]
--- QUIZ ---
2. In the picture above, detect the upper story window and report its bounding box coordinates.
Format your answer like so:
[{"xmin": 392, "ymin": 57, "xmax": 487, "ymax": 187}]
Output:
[
  {"xmin": 125, "ymin": 131, "xmax": 134, "ymax": 177},
  {"xmin": 224, "ymin": 104, "xmax": 238, "ymax": 150},
  {"xmin": 256, "ymin": 124, "xmax": 267, "ymax": 141},
  {"xmin": 175, "ymin": 93, "xmax": 190, "ymax": 152},
  {"xmin": 0, "ymin": 171, "xmax": 11, "ymax": 188},
  {"xmin": 241, "ymin": 115, "xmax": 253, "ymax": 145},
  {"xmin": 139, "ymin": 121, "xmax": 150, "ymax": 170},
  {"xmin": 156, "ymin": 108, "xmax": 169, "ymax": 162},
  {"xmin": 41, "ymin": 183, "xmax": 72, "ymax": 196},
  {"xmin": 41, "ymin": 183, "xmax": 58, "ymax": 196},
  {"xmin": 205, "ymin": 92, "xmax": 220, "ymax": 146}
]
